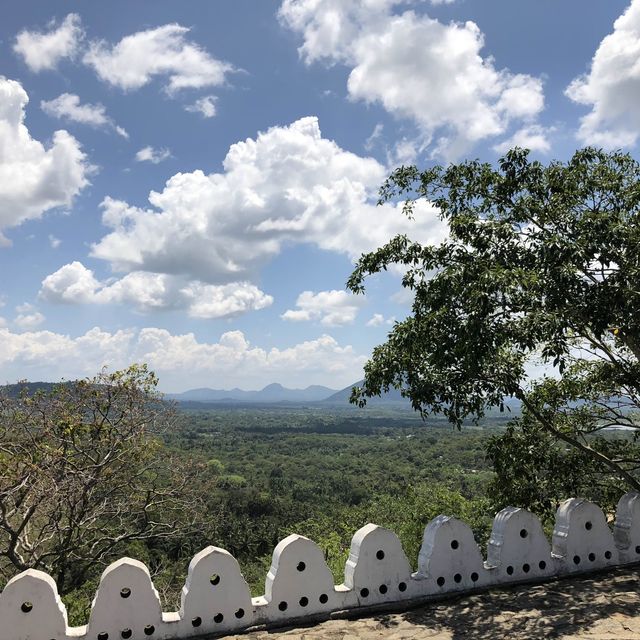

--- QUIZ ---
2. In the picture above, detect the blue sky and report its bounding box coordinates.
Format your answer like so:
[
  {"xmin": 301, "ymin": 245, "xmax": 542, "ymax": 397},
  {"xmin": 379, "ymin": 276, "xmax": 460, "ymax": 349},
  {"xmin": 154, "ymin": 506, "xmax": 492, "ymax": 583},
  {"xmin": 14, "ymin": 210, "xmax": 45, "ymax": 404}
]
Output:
[{"xmin": 0, "ymin": 0, "xmax": 636, "ymax": 391}]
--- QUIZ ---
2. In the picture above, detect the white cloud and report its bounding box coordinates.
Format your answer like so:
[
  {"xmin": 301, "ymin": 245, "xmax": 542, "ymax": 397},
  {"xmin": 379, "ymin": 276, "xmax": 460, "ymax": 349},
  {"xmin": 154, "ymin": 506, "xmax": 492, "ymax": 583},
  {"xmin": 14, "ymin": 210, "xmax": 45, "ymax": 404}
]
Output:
[
  {"xmin": 0, "ymin": 77, "xmax": 90, "ymax": 245},
  {"xmin": 279, "ymin": 1, "xmax": 545, "ymax": 158},
  {"xmin": 39, "ymin": 261, "xmax": 101, "ymax": 304},
  {"xmin": 182, "ymin": 282, "xmax": 273, "ymax": 318},
  {"xmin": 13, "ymin": 13, "xmax": 83, "ymax": 72},
  {"xmin": 492, "ymin": 124, "xmax": 554, "ymax": 154},
  {"xmin": 14, "ymin": 303, "xmax": 45, "ymax": 329},
  {"xmin": 565, "ymin": 0, "xmax": 640, "ymax": 148},
  {"xmin": 185, "ymin": 95, "xmax": 217, "ymax": 118},
  {"xmin": 83, "ymin": 24, "xmax": 234, "ymax": 93},
  {"xmin": 365, "ymin": 312, "xmax": 395, "ymax": 327},
  {"xmin": 49, "ymin": 234, "xmax": 61, "ymax": 249},
  {"xmin": 41, "ymin": 93, "xmax": 128, "ymax": 138},
  {"xmin": 282, "ymin": 289, "xmax": 365, "ymax": 326},
  {"xmin": 15, "ymin": 303, "xmax": 36, "ymax": 314},
  {"xmin": 40, "ymin": 261, "xmax": 273, "ymax": 318},
  {"xmin": 135, "ymin": 146, "xmax": 171, "ymax": 164},
  {"xmin": 364, "ymin": 123, "xmax": 384, "ymax": 151},
  {"xmin": 88, "ymin": 117, "xmax": 446, "ymax": 285},
  {"xmin": 391, "ymin": 287, "xmax": 414, "ymax": 305},
  {"xmin": 0, "ymin": 326, "xmax": 366, "ymax": 391}
]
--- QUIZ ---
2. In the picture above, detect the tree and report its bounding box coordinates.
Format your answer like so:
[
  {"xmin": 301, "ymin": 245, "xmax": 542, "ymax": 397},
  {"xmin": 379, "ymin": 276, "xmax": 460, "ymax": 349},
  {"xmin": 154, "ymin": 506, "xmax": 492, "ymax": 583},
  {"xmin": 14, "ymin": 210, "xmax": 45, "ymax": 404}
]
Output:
[
  {"xmin": 347, "ymin": 148, "xmax": 640, "ymax": 503},
  {"xmin": 0, "ymin": 365, "xmax": 195, "ymax": 593}
]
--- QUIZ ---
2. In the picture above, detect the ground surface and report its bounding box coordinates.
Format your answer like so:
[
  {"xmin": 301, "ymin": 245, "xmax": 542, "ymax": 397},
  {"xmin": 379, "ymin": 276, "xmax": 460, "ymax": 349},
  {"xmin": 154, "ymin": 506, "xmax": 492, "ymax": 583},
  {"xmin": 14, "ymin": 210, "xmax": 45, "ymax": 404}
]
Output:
[{"xmin": 226, "ymin": 567, "xmax": 640, "ymax": 639}]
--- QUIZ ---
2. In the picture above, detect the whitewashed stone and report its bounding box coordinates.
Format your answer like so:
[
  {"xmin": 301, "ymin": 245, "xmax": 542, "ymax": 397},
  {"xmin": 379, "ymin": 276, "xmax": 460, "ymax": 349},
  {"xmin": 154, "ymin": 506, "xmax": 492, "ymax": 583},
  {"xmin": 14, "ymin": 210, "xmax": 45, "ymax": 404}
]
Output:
[
  {"xmin": 86, "ymin": 558, "xmax": 166, "ymax": 640},
  {"xmin": 417, "ymin": 515, "xmax": 489, "ymax": 593},
  {"xmin": 2, "ymin": 494, "xmax": 637, "ymax": 640},
  {"xmin": 486, "ymin": 506, "xmax": 554, "ymax": 582},
  {"xmin": 262, "ymin": 534, "xmax": 338, "ymax": 624},
  {"xmin": 343, "ymin": 523, "xmax": 414, "ymax": 606},
  {"xmin": 552, "ymin": 498, "xmax": 617, "ymax": 572},
  {"xmin": 178, "ymin": 546, "xmax": 253, "ymax": 636},
  {"xmin": 614, "ymin": 492, "xmax": 640, "ymax": 563},
  {"xmin": 0, "ymin": 569, "xmax": 68, "ymax": 640}
]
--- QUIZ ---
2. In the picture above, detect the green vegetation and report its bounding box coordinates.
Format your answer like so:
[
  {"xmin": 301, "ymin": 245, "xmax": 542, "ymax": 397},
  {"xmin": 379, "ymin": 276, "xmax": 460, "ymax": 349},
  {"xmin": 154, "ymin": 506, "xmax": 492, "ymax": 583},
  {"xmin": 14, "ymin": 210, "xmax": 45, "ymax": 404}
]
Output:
[
  {"xmin": 2, "ymin": 148, "xmax": 638, "ymax": 627},
  {"xmin": 348, "ymin": 147, "xmax": 640, "ymax": 520}
]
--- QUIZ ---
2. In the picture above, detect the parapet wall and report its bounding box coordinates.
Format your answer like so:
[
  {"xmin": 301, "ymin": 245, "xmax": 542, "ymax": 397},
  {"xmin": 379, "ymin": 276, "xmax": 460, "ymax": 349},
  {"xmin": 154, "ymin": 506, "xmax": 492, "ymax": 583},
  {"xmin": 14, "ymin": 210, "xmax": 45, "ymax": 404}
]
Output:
[{"xmin": 3, "ymin": 493, "xmax": 640, "ymax": 640}]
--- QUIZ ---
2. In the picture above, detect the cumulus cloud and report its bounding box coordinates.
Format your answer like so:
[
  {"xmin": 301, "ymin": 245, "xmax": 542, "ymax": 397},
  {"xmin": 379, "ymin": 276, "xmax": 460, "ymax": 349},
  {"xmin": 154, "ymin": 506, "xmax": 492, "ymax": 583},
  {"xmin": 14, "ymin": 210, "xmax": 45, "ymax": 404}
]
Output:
[
  {"xmin": 13, "ymin": 13, "xmax": 83, "ymax": 72},
  {"xmin": 89, "ymin": 117, "xmax": 446, "ymax": 284},
  {"xmin": 185, "ymin": 95, "xmax": 217, "ymax": 118},
  {"xmin": 0, "ymin": 77, "xmax": 90, "ymax": 245},
  {"xmin": 14, "ymin": 303, "xmax": 45, "ymax": 329},
  {"xmin": 565, "ymin": 0, "xmax": 640, "ymax": 148},
  {"xmin": 279, "ymin": 0, "xmax": 545, "ymax": 158},
  {"xmin": 40, "ymin": 261, "xmax": 273, "ymax": 318},
  {"xmin": 282, "ymin": 289, "xmax": 365, "ymax": 326},
  {"xmin": 0, "ymin": 326, "xmax": 365, "ymax": 391},
  {"xmin": 83, "ymin": 24, "xmax": 234, "ymax": 93},
  {"xmin": 135, "ymin": 146, "xmax": 171, "ymax": 164},
  {"xmin": 492, "ymin": 124, "xmax": 554, "ymax": 154},
  {"xmin": 41, "ymin": 93, "xmax": 128, "ymax": 138},
  {"xmin": 366, "ymin": 312, "xmax": 395, "ymax": 327}
]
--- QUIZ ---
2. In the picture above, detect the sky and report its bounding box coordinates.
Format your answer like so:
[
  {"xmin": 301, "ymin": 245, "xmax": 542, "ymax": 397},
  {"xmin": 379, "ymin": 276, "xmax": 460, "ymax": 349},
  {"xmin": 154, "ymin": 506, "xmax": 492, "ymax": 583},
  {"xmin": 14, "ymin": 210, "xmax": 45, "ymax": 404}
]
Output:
[{"xmin": 0, "ymin": 0, "xmax": 637, "ymax": 392}]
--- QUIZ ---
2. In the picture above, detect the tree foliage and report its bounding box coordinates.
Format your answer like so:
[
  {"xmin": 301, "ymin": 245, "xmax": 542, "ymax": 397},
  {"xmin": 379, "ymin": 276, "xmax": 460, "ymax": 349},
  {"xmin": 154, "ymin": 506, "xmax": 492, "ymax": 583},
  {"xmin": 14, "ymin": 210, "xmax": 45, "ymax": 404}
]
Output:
[
  {"xmin": 0, "ymin": 365, "xmax": 195, "ymax": 594},
  {"xmin": 347, "ymin": 148, "xmax": 640, "ymax": 500}
]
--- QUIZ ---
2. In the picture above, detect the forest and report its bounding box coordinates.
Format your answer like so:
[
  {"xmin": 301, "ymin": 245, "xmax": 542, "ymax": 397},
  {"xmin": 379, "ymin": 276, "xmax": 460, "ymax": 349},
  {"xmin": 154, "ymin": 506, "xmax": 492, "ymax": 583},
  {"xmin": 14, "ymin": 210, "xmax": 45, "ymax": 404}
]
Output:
[{"xmin": 1, "ymin": 148, "xmax": 639, "ymax": 626}]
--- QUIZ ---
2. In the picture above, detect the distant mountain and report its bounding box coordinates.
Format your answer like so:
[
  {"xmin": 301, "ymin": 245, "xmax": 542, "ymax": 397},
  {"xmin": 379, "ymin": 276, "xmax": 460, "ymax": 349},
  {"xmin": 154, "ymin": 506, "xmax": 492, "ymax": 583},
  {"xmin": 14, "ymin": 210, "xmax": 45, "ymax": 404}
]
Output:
[
  {"xmin": 0, "ymin": 381, "xmax": 64, "ymax": 398},
  {"xmin": 322, "ymin": 380, "xmax": 410, "ymax": 406},
  {"xmin": 322, "ymin": 381, "xmax": 524, "ymax": 414},
  {"xmin": 167, "ymin": 383, "xmax": 338, "ymax": 404}
]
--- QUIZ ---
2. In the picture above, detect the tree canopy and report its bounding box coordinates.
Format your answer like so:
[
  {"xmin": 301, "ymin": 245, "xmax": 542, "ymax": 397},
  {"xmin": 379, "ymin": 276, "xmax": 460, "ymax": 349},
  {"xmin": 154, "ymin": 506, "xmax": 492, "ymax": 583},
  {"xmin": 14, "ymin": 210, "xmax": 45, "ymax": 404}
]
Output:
[
  {"xmin": 347, "ymin": 148, "xmax": 640, "ymax": 500},
  {"xmin": 0, "ymin": 365, "xmax": 195, "ymax": 594}
]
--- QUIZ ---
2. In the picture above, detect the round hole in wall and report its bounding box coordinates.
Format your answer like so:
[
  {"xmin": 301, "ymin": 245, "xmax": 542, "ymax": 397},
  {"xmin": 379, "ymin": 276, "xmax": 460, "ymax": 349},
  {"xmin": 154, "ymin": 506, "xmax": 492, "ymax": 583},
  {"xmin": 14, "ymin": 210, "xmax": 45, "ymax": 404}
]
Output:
[
  {"xmin": 437, "ymin": 577, "xmax": 445, "ymax": 587},
  {"xmin": 214, "ymin": 614, "xmax": 224, "ymax": 624},
  {"xmin": 605, "ymin": 550, "xmax": 612, "ymax": 560},
  {"xmin": 296, "ymin": 561, "xmax": 306, "ymax": 572},
  {"xmin": 539, "ymin": 560, "xmax": 547, "ymax": 570},
  {"xmin": 573, "ymin": 555, "xmax": 581, "ymax": 565},
  {"xmin": 398, "ymin": 582, "xmax": 407, "ymax": 592},
  {"xmin": 278, "ymin": 601, "xmax": 288, "ymax": 612},
  {"xmin": 210, "ymin": 573, "xmax": 221, "ymax": 586},
  {"xmin": 21, "ymin": 602, "xmax": 33, "ymax": 613},
  {"xmin": 120, "ymin": 588, "xmax": 131, "ymax": 599},
  {"xmin": 585, "ymin": 521, "xmax": 593, "ymax": 531},
  {"xmin": 235, "ymin": 608, "xmax": 245, "ymax": 619},
  {"xmin": 588, "ymin": 553, "xmax": 596, "ymax": 562},
  {"xmin": 144, "ymin": 625, "xmax": 155, "ymax": 636},
  {"xmin": 522, "ymin": 563, "xmax": 530, "ymax": 573},
  {"xmin": 506, "ymin": 566, "xmax": 514, "ymax": 576},
  {"xmin": 121, "ymin": 629, "xmax": 132, "ymax": 639},
  {"xmin": 375, "ymin": 549, "xmax": 385, "ymax": 560},
  {"xmin": 379, "ymin": 584, "xmax": 388, "ymax": 594},
  {"xmin": 519, "ymin": 528, "xmax": 528, "ymax": 539},
  {"xmin": 454, "ymin": 573, "xmax": 462, "ymax": 584},
  {"xmin": 191, "ymin": 616, "xmax": 202, "ymax": 627},
  {"xmin": 299, "ymin": 596, "xmax": 309, "ymax": 607},
  {"xmin": 319, "ymin": 593, "xmax": 328, "ymax": 604},
  {"xmin": 450, "ymin": 539, "xmax": 459, "ymax": 550},
  {"xmin": 471, "ymin": 572, "xmax": 479, "ymax": 583},
  {"xmin": 97, "ymin": 634, "xmax": 108, "ymax": 640},
  {"xmin": 360, "ymin": 588, "xmax": 369, "ymax": 598}
]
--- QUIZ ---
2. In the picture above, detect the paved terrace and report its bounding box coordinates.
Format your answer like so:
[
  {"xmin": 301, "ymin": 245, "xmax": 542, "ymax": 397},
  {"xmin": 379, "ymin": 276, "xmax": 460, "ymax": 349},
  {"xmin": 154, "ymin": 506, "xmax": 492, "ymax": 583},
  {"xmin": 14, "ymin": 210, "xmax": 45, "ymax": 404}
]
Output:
[{"xmin": 229, "ymin": 567, "xmax": 640, "ymax": 640}]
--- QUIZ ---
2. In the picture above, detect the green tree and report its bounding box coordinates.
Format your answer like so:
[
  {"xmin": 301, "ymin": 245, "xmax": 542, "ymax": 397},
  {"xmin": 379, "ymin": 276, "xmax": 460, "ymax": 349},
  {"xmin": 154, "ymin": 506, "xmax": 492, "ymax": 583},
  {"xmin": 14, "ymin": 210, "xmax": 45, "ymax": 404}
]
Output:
[
  {"xmin": 347, "ymin": 148, "xmax": 640, "ymax": 503},
  {"xmin": 0, "ymin": 365, "xmax": 196, "ymax": 594}
]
